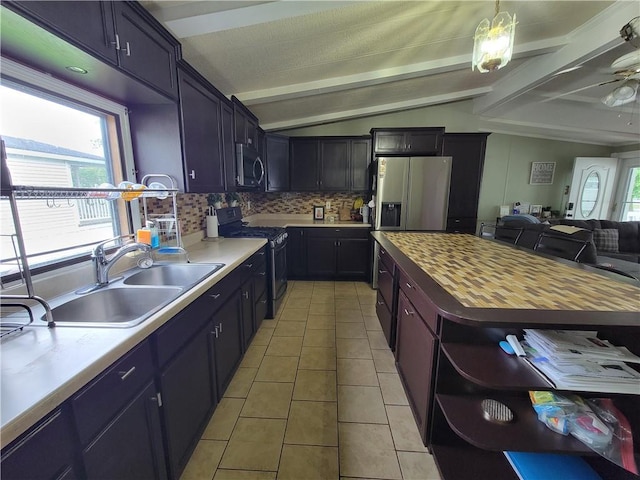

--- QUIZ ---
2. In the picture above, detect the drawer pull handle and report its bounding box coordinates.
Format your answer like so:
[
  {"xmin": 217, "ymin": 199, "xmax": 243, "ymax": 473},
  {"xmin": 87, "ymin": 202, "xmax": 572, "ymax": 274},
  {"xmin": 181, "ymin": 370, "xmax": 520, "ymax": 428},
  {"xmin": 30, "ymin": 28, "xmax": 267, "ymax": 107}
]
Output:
[
  {"xmin": 243, "ymin": 291, "xmax": 249, "ymax": 299},
  {"xmin": 258, "ymin": 272, "xmax": 266, "ymax": 276},
  {"xmin": 377, "ymin": 300, "xmax": 385, "ymax": 305},
  {"xmin": 404, "ymin": 308, "xmax": 414, "ymax": 316},
  {"xmin": 209, "ymin": 293, "xmax": 221, "ymax": 299},
  {"xmin": 212, "ymin": 327, "xmax": 219, "ymax": 338},
  {"xmin": 118, "ymin": 366, "xmax": 136, "ymax": 381},
  {"xmin": 379, "ymin": 269, "xmax": 387, "ymax": 274},
  {"xmin": 405, "ymin": 282, "xmax": 413, "ymax": 289},
  {"xmin": 261, "ymin": 299, "xmax": 267, "ymax": 304},
  {"xmin": 258, "ymin": 252, "xmax": 265, "ymax": 256},
  {"xmin": 245, "ymin": 263, "xmax": 253, "ymax": 268},
  {"xmin": 218, "ymin": 322, "xmax": 223, "ymax": 333}
]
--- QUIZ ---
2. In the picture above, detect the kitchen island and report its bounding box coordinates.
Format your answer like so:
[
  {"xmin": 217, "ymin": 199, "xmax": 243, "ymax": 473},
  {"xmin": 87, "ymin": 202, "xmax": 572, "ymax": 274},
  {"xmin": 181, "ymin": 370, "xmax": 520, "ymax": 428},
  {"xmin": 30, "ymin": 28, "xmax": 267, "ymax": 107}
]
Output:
[
  {"xmin": 372, "ymin": 231, "xmax": 640, "ymax": 480},
  {"xmin": 1, "ymin": 237, "xmax": 267, "ymax": 478}
]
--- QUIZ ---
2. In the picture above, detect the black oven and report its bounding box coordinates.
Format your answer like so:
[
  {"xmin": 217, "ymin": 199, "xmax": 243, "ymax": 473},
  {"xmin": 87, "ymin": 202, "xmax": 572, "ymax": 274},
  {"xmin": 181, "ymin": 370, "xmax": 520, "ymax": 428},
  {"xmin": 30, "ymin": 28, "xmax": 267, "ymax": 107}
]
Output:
[{"xmin": 217, "ymin": 207, "xmax": 287, "ymax": 318}]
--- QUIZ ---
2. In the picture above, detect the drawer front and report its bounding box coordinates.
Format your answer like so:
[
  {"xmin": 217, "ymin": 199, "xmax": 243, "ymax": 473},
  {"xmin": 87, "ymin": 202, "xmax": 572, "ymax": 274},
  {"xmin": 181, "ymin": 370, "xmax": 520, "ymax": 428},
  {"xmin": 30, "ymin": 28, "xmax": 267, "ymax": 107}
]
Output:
[
  {"xmin": 375, "ymin": 291, "xmax": 393, "ymax": 349},
  {"xmin": 377, "ymin": 257, "xmax": 394, "ymax": 307},
  {"xmin": 73, "ymin": 340, "xmax": 154, "ymax": 445},
  {"xmin": 378, "ymin": 246, "xmax": 394, "ymax": 272},
  {"xmin": 238, "ymin": 247, "xmax": 267, "ymax": 280},
  {"xmin": 307, "ymin": 227, "xmax": 370, "ymax": 239},
  {"xmin": 398, "ymin": 269, "xmax": 438, "ymax": 334},
  {"xmin": 446, "ymin": 217, "xmax": 477, "ymax": 234},
  {"xmin": 254, "ymin": 260, "xmax": 267, "ymax": 300}
]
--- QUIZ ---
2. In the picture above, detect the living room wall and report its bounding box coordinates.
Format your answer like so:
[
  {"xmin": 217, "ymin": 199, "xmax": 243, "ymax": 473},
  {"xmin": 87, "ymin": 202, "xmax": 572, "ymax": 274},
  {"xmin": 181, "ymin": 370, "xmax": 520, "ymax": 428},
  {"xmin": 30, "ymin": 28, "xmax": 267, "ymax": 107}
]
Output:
[{"xmin": 279, "ymin": 99, "xmax": 612, "ymax": 229}]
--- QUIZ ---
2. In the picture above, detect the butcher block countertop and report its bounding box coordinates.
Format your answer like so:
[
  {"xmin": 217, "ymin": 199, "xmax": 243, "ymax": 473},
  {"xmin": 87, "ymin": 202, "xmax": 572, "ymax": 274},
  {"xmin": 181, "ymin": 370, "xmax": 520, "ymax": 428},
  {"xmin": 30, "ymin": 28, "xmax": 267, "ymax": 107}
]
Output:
[{"xmin": 374, "ymin": 232, "xmax": 640, "ymax": 327}]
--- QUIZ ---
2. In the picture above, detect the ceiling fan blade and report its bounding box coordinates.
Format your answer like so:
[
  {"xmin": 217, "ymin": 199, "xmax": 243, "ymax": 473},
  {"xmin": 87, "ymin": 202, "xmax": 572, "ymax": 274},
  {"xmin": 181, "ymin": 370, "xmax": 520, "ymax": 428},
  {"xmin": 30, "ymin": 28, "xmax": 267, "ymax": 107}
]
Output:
[{"xmin": 540, "ymin": 78, "xmax": 622, "ymax": 103}]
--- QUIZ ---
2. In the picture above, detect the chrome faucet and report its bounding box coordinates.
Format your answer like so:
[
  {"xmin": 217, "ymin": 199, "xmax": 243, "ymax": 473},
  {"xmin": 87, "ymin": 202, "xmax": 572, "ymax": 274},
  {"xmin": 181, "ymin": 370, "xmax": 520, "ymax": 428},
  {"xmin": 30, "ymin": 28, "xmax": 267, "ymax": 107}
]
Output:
[{"xmin": 89, "ymin": 235, "xmax": 151, "ymax": 289}]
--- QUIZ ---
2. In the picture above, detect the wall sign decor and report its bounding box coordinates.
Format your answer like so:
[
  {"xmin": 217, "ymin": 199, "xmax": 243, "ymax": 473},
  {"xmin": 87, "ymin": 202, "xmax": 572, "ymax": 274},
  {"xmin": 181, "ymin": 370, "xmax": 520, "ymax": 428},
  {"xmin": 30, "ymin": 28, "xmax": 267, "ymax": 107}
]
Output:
[
  {"xmin": 529, "ymin": 162, "xmax": 556, "ymax": 185},
  {"xmin": 313, "ymin": 205, "xmax": 325, "ymax": 220}
]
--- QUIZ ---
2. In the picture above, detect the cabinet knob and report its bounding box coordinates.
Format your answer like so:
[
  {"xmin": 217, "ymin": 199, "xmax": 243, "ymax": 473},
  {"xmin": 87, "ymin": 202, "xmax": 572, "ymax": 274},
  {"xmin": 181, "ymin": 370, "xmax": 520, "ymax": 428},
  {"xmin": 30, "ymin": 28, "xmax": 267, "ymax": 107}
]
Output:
[
  {"xmin": 150, "ymin": 392, "xmax": 163, "ymax": 407},
  {"xmin": 118, "ymin": 366, "xmax": 136, "ymax": 381},
  {"xmin": 189, "ymin": 170, "xmax": 196, "ymax": 179},
  {"xmin": 403, "ymin": 308, "xmax": 414, "ymax": 316},
  {"xmin": 122, "ymin": 41, "xmax": 131, "ymax": 57}
]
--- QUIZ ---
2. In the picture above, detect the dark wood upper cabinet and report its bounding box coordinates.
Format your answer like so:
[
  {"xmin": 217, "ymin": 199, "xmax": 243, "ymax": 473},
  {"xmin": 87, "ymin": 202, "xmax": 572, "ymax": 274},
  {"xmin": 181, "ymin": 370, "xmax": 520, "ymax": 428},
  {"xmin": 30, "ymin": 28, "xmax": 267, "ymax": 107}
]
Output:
[
  {"xmin": 178, "ymin": 65, "xmax": 224, "ymax": 193},
  {"xmin": 290, "ymin": 136, "xmax": 371, "ymax": 192},
  {"xmin": 320, "ymin": 139, "xmax": 350, "ymax": 191},
  {"xmin": 443, "ymin": 133, "xmax": 490, "ymax": 233},
  {"xmin": 371, "ymin": 128, "xmax": 444, "ymax": 155},
  {"xmin": 265, "ymin": 133, "xmax": 290, "ymax": 192},
  {"xmin": 221, "ymin": 100, "xmax": 237, "ymax": 192},
  {"xmin": 231, "ymin": 96, "xmax": 259, "ymax": 147}
]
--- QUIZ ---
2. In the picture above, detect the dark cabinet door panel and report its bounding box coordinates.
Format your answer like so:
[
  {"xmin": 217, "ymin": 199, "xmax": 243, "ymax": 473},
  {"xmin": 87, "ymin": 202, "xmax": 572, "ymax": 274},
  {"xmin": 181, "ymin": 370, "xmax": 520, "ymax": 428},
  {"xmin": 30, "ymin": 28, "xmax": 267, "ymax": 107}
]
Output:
[
  {"xmin": 266, "ymin": 134, "xmax": 290, "ymax": 191},
  {"xmin": 1, "ymin": 409, "xmax": 77, "ymax": 480},
  {"xmin": 374, "ymin": 132, "xmax": 405, "ymax": 153},
  {"xmin": 290, "ymin": 139, "xmax": 319, "ymax": 191},
  {"xmin": 112, "ymin": 3, "xmax": 177, "ymax": 98},
  {"xmin": 255, "ymin": 291, "xmax": 268, "ymax": 331},
  {"xmin": 8, "ymin": 1, "xmax": 118, "ymax": 65},
  {"xmin": 287, "ymin": 228, "xmax": 307, "ymax": 278},
  {"xmin": 396, "ymin": 291, "xmax": 436, "ymax": 442},
  {"xmin": 83, "ymin": 382, "xmax": 166, "ymax": 480},
  {"xmin": 350, "ymin": 139, "xmax": 371, "ymax": 191},
  {"xmin": 405, "ymin": 130, "xmax": 443, "ymax": 155},
  {"xmin": 213, "ymin": 295, "xmax": 243, "ymax": 397},
  {"xmin": 159, "ymin": 327, "xmax": 216, "ymax": 478},
  {"xmin": 336, "ymin": 238, "xmax": 369, "ymax": 277},
  {"xmin": 376, "ymin": 291, "xmax": 393, "ymax": 349},
  {"xmin": 307, "ymin": 237, "xmax": 337, "ymax": 276},
  {"xmin": 221, "ymin": 101, "xmax": 237, "ymax": 191},
  {"xmin": 320, "ymin": 139, "xmax": 350, "ymax": 191},
  {"xmin": 241, "ymin": 278, "xmax": 254, "ymax": 350}
]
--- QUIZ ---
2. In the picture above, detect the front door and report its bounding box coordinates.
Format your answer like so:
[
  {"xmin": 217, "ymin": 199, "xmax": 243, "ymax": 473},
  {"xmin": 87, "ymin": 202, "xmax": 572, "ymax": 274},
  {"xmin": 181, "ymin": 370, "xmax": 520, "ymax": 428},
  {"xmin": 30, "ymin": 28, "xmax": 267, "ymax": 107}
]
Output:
[{"xmin": 566, "ymin": 157, "xmax": 618, "ymax": 220}]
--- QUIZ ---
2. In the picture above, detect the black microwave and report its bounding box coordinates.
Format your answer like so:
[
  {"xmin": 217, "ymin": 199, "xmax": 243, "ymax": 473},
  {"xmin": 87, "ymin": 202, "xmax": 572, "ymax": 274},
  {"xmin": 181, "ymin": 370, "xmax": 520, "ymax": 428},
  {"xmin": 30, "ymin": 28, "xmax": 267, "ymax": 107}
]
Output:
[{"xmin": 236, "ymin": 143, "xmax": 264, "ymax": 188}]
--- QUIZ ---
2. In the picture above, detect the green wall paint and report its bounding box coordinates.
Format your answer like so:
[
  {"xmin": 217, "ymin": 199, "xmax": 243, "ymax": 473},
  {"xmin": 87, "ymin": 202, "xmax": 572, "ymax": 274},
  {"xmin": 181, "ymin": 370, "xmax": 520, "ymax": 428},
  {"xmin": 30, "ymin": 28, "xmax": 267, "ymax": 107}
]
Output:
[{"xmin": 278, "ymin": 99, "xmax": 613, "ymax": 228}]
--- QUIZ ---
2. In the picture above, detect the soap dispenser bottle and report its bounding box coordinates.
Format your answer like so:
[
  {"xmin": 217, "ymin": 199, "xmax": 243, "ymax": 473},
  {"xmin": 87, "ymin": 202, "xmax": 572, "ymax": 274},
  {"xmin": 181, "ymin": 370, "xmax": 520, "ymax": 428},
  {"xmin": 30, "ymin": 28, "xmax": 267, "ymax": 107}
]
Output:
[{"xmin": 149, "ymin": 221, "xmax": 160, "ymax": 248}]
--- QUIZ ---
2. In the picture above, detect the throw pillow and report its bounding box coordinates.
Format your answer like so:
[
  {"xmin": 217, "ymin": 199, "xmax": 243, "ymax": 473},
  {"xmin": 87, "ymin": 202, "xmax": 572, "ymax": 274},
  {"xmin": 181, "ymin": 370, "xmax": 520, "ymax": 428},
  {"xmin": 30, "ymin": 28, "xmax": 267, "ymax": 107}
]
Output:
[{"xmin": 593, "ymin": 228, "xmax": 619, "ymax": 253}]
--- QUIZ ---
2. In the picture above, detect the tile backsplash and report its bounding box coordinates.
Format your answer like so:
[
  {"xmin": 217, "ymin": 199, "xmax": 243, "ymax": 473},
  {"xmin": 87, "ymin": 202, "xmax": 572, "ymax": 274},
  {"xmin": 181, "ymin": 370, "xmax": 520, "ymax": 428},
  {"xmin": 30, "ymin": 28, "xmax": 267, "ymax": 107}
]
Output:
[{"xmin": 143, "ymin": 191, "xmax": 366, "ymax": 236}]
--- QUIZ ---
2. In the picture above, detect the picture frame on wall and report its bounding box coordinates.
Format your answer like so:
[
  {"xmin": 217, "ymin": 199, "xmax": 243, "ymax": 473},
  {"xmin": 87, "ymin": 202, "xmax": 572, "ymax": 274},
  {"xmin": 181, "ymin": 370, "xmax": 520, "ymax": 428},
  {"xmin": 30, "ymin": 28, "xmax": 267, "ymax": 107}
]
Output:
[
  {"xmin": 530, "ymin": 205, "xmax": 543, "ymax": 216},
  {"xmin": 313, "ymin": 205, "xmax": 325, "ymax": 220},
  {"xmin": 529, "ymin": 162, "xmax": 556, "ymax": 185}
]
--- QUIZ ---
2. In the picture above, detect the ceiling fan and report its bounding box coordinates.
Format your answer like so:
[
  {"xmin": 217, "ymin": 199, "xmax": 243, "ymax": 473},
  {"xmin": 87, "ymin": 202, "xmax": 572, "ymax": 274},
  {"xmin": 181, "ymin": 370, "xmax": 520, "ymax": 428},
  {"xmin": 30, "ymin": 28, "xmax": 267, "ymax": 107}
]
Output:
[{"xmin": 543, "ymin": 17, "xmax": 640, "ymax": 106}]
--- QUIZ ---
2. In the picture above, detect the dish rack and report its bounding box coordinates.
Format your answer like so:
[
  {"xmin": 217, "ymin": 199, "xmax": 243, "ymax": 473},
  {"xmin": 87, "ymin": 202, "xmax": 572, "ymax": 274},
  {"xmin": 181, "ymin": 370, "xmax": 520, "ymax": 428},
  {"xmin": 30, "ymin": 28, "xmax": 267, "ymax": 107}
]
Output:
[{"xmin": 140, "ymin": 174, "xmax": 188, "ymax": 260}]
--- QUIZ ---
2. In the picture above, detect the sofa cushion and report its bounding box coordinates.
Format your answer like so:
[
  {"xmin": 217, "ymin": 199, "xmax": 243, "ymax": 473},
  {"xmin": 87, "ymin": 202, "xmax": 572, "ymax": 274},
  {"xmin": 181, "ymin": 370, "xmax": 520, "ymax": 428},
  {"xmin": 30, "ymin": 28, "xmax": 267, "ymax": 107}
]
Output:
[
  {"xmin": 549, "ymin": 219, "xmax": 602, "ymax": 231},
  {"xmin": 593, "ymin": 228, "xmax": 619, "ymax": 253},
  {"xmin": 599, "ymin": 220, "xmax": 640, "ymax": 253}
]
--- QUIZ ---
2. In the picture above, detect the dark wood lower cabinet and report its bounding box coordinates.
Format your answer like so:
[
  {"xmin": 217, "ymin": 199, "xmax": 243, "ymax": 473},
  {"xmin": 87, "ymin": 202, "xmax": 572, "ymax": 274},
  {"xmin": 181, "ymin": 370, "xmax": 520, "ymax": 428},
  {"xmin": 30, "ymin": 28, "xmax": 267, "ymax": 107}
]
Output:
[
  {"xmin": 336, "ymin": 237, "xmax": 369, "ymax": 278},
  {"xmin": 395, "ymin": 290, "xmax": 437, "ymax": 444},
  {"xmin": 83, "ymin": 382, "xmax": 166, "ymax": 480},
  {"xmin": 158, "ymin": 325, "xmax": 216, "ymax": 479},
  {"xmin": 213, "ymin": 293, "xmax": 244, "ymax": 397},
  {"xmin": 241, "ymin": 278, "xmax": 254, "ymax": 350},
  {"xmin": 287, "ymin": 228, "xmax": 307, "ymax": 278},
  {"xmin": 307, "ymin": 237, "xmax": 337, "ymax": 277}
]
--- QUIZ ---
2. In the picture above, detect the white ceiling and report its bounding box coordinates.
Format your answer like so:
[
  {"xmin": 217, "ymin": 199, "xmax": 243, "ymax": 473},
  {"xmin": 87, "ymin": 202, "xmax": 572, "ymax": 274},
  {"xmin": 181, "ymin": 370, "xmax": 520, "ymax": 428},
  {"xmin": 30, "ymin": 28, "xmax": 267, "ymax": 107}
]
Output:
[{"xmin": 142, "ymin": 1, "xmax": 640, "ymax": 146}]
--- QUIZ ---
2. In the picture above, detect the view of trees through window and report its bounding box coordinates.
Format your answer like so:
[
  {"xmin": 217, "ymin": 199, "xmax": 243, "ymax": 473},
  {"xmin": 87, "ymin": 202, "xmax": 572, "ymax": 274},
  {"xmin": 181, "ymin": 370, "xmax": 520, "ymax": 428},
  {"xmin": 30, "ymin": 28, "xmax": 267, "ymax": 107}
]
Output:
[
  {"xmin": 620, "ymin": 166, "xmax": 640, "ymax": 222},
  {"xmin": 0, "ymin": 82, "xmax": 123, "ymax": 275}
]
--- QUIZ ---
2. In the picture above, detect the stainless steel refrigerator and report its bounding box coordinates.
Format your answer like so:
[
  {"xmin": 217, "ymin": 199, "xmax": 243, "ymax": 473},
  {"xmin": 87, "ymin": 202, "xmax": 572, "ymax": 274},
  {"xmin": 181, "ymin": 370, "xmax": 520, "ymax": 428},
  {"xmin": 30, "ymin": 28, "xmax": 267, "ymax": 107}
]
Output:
[{"xmin": 371, "ymin": 156, "xmax": 452, "ymax": 286}]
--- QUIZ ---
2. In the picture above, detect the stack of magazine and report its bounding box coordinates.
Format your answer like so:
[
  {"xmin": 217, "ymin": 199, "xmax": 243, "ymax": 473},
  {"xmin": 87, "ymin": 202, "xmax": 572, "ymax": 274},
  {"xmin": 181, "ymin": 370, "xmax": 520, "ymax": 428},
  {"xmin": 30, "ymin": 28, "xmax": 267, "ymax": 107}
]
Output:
[{"xmin": 521, "ymin": 330, "xmax": 640, "ymax": 395}]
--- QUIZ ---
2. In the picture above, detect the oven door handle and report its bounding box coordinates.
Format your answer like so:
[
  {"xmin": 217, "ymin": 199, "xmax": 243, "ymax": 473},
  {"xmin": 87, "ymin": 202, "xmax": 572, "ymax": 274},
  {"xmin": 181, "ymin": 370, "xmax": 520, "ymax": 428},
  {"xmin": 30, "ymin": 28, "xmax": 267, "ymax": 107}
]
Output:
[{"xmin": 253, "ymin": 157, "xmax": 265, "ymax": 186}]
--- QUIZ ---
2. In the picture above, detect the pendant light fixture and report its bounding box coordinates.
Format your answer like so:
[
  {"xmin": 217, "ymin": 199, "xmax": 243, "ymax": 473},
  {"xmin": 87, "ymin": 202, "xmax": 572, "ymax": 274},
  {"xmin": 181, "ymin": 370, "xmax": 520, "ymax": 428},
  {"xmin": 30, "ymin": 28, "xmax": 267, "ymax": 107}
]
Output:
[{"xmin": 472, "ymin": 0, "xmax": 517, "ymax": 73}]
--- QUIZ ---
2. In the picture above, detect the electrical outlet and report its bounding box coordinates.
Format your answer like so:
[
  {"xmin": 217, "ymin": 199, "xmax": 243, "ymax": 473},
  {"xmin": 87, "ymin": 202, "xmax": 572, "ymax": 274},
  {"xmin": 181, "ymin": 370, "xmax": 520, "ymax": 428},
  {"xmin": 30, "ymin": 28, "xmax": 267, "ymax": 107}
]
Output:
[{"xmin": 326, "ymin": 200, "xmax": 331, "ymax": 210}]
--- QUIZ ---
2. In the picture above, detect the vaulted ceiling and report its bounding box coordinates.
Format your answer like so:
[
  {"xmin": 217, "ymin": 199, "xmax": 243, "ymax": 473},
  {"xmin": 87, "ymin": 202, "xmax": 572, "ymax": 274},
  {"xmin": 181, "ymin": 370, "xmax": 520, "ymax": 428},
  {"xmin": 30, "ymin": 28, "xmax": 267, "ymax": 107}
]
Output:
[{"xmin": 142, "ymin": 1, "xmax": 640, "ymax": 146}]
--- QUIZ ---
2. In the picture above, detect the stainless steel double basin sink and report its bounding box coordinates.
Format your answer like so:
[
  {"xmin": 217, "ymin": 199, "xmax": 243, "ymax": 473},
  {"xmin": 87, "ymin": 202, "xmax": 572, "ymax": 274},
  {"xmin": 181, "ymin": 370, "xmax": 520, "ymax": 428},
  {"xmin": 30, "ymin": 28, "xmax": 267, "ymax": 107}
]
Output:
[{"xmin": 41, "ymin": 263, "xmax": 224, "ymax": 328}]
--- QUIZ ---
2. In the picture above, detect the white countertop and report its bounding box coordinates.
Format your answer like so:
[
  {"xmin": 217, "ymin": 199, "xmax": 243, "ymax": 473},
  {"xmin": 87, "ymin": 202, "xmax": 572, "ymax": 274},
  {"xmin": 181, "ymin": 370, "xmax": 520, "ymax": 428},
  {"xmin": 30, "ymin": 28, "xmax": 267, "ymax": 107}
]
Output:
[
  {"xmin": 0, "ymin": 237, "xmax": 266, "ymax": 448},
  {"xmin": 243, "ymin": 213, "xmax": 371, "ymax": 228}
]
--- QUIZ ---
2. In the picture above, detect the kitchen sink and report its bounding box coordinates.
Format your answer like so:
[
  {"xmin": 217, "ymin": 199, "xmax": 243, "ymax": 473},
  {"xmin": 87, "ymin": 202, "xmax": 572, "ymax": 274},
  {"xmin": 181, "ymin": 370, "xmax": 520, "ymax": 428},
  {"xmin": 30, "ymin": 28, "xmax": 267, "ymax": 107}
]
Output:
[
  {"xmin": 123, "ymin": 263, "xmax": 225, "ymax": 287},
  {"xmin": 41, "ymin": 287, "xmax": 183, "ymax": 328}
]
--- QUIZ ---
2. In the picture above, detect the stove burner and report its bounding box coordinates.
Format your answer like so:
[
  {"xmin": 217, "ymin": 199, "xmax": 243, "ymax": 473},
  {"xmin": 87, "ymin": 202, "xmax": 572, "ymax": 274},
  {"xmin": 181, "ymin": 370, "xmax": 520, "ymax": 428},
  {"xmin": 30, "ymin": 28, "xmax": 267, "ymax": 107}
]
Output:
[{"xmin": 225, "ymin": 226, "xmax": 286, "ymax": 241}]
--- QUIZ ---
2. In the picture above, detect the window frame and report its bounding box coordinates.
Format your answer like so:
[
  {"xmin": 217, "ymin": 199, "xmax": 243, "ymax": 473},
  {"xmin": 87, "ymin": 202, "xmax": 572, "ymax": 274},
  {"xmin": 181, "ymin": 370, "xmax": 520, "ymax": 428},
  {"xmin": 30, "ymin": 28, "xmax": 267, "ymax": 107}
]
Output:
[{"xmin": 1, "ymin": 58, "xmax": 140, "ymax": 279}]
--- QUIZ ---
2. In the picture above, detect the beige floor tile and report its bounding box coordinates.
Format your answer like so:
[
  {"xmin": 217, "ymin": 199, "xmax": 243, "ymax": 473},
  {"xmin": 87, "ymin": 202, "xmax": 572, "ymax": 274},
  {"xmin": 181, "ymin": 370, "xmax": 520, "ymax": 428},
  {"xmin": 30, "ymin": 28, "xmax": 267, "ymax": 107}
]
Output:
[
  {"xmin": 363, "ymin": 315, "xmax": 383, "ymax": 331},
  {"xmin": 284, "ymin": 401, "xmax": 338, "ymax": 446},
  {"xmin": 180, "ymin": 439, "xmax": 226, "ymax": 480},
  {"xmin": 367, "ymin": 330, "xmax": 390, "ymax": 350},
  {"xmin": 335, "ymin": 310, "xmax": 364, "ymax": 323},
  {"xmin": 277, "ymin": 445, "xmax": 339, "ymax": 480},
  {"xmin": 241, "ymin": 344, "xmax": 268, "ymax": 368},
  {"xmin": 338, "ymin": 385, "xmax": 388, "ymax": 424},
  {"xmin": 219, "ymin": 418, "xmax": 286, "ymax": 471},
  {"xmin": 293, "ymin": 370, "xmax": 337, "ymax": 401},
  {"xmin": 336, "ymin": 322, "xmax": 368, "ymax": 339},
  {"xmin": 285, "ymin": 296, "xmax": 311, "ymax": 309},
  {"xmin": 314, "ymin": 281, "xmax": 335, "ymax": 289},
  {"xmin": 214, "ymin": 470, "xmax": 276, "ymax": 480},
  {"xmin": 252, "ymin": 328, "xmax": 274, "ymax": 346},
  {"xmin": 287, "ymin": 290, "xmax": 313, "ymax": 300},
  {"xmin": 224, "ymin": 368, "xmax": 258, "ymax": 398},
  {"xmin": 378, "ymin": 373, "xmax": 409, "ymax": 405},
  {"xmin": 202, "ymin": 398, "xmax": 245, "ymax": 440},
  {"xmin": 260, "ymin": 318, "xmax": 278, "ymax": 330},
  {"xmin": 241, "ymin": 382, "xmax": 294, "ymax": 419},
  {"xmin": 386, "ymin": 405, "xmax": 428, "ymax": 452},
  {"xmin": 397, "ymin": 451, "xmax": 441, "ymax": 480},
  {"xmin": 360, "ymin": 304, "xmax": 377, "ymax": 316},
  {"xmin": 338, "ymin": 423, "xmax": 401, "ymax": 480},
  {"xmin": 299, "ymin": 346, "xmax": 337, "ymax": 370},
  {"xmin": 336, "ymin": 338, "xmax": 372, "ymax": 359},
  {"xmin": 337, "ymin": 358, "xmax": 379, "ymax": 386},
  {"xmin": 372, "ymin": 349, "xmax": 398, "ymax": 373},
  {"xmin": 303, "ymin": 329, "xmax": 336, "ymax": 348},
  {"xmin": 308, "ymin": 302, "xmax": 335, "ymax": 314},
  {"xmin": 306, "ymin": 314, "xmax": 336, "ymax": 330},
  {"xmin": 334, "ymin": 298, "xmax": 360, "ymax": 310},
  {"xmin": 334, "ymin": 288, "xmax": 357, "ymax": 299},
  {"xmin": 265, "ymin": 336, "xmax": 303, "ymax": 357},
  {"xmin": 273, "ymin": 322, "xmax": 306, "ymax": 337},
  {"xmin": 255, "ymin": 356, "xmax": 299, "ymax": 383},
  {"xmin": 279, "ymin": 308, "xmax": 309, "ymax": 321}
]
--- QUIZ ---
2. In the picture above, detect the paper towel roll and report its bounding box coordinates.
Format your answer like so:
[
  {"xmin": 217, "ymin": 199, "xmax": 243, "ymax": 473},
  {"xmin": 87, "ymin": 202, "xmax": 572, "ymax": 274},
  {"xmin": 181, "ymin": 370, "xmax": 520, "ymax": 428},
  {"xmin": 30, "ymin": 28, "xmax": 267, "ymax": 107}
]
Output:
[{"xmin": 206, "ymin": 215, "xmax": 218, "ymax": 238}]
